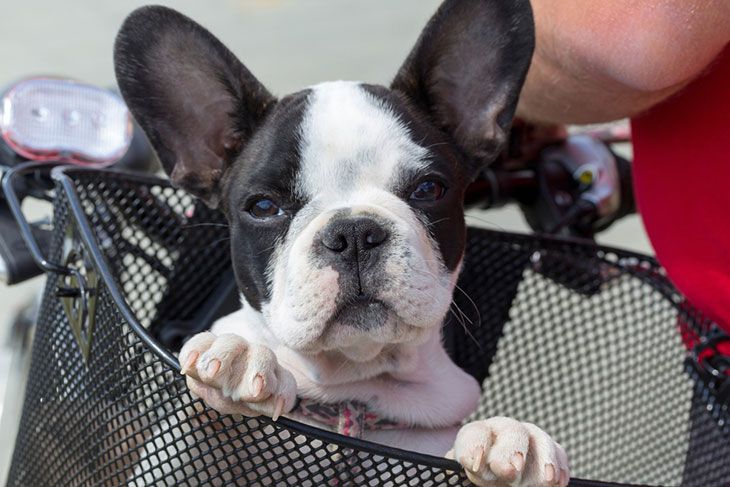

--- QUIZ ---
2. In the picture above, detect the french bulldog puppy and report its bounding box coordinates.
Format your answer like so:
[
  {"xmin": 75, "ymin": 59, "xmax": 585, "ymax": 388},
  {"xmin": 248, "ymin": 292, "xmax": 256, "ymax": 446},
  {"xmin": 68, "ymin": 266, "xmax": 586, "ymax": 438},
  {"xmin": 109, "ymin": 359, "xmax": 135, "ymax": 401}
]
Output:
[{"xmin": 115, "ymin": 2, "xmax": 569, "ymax": 485}]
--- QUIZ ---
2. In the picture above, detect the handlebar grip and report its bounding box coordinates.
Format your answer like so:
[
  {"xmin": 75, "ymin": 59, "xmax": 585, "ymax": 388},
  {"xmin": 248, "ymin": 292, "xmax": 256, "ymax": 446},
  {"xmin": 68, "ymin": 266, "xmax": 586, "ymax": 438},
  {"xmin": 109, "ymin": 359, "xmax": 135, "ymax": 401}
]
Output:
[{"xmin": 0, "ymin": 205, "xmax": 47, "ymax": 285}]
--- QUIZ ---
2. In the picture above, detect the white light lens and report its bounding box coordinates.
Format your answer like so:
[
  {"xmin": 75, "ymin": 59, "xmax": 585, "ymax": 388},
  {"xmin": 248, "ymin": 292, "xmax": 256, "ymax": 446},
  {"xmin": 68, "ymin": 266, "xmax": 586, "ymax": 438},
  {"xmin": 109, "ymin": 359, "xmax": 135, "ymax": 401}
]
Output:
[{"xmin": 1, "ymin": 78, "xmax": 132, "ymax": 166}]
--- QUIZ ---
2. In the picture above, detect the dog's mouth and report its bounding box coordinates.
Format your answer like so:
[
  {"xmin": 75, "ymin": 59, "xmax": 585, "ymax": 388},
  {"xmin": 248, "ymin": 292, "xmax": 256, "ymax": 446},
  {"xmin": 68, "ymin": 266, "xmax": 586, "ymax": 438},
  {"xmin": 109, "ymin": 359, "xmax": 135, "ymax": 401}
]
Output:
[
  {"xmin": 328, "ymin": 295, "xmax": 391, "ymax": 330},
  {"xmin": 288, "ymin": 287, "xmax": 440, "ymax": 360}
]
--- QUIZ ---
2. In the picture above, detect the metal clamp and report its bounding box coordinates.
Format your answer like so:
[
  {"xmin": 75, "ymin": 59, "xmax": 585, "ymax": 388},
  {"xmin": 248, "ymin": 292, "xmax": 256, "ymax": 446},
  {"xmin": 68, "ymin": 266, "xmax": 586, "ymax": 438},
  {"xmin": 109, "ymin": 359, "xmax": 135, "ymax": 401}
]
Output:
[
  {"xmin": 58, "ymin": 220, "xmax": 98, "ymax": 364},
  {"xmin": 2, "ymin": 161, "xmax": 73, "ymax": 276}
]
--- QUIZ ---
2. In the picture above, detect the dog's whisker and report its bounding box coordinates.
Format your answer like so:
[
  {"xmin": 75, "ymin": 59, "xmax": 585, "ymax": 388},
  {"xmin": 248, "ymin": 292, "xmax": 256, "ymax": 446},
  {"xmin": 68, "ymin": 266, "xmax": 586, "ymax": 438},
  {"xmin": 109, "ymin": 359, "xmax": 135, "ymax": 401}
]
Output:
[
  {"xmin": 423, "ymin": 141, "xmax": 450, "ymax": 150},
  {"xmin": 415, "ymin": 136, "xmax": 451, "ymax": 151},
  {"xmin": 395, "ymin": 260, "xmax": 474, "ymax": 346},
  {"xmin": 206, "ymin": 236, "xmax": 231, "ymax": 248},
  {"xmin": 425, "ymin": 217, "xmax": 451, "ymax": 228},
  {"xmin": 447, "ymin": 306, "xmax": 467, "ymax": 330},
  {"xmin": 450, "ymin": 300, "xmax": 473, "ymax": 326},
  {"xmin": 403, "ymin": 261, "xmax": 444, "ymax": 280},
  {"xmin": 257, "ymin": 243, "xmax": 279, "ymax": 256},
  {"xmin": 181, "ymin": 222, "xmax": 230, "ymax": 229},
  {"xmin": 448, "ymin": 305, "xmax": 481, "ymax": 349},
  {"xmin": 445, "ymin": 299, "xmax": 479, "ymax": 347},
  {"xmin": 405, "ymin": 268, "xmax": 453, "ymax": 297},
  {"xmin": 464, "ymin": 213, "xmax": 507, "ymax": 232},
  {"xmin": 452, "ymin": 283, "xmax": 482, "ymax": 330}
]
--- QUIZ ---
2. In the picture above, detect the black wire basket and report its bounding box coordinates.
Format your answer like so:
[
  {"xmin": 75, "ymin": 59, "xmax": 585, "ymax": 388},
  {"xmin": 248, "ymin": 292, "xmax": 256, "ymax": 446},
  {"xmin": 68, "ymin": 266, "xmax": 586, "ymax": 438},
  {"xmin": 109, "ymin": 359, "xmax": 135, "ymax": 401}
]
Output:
[{"xmin": 4, "ymin": 165, "xmax": 730, "ymax": 486}]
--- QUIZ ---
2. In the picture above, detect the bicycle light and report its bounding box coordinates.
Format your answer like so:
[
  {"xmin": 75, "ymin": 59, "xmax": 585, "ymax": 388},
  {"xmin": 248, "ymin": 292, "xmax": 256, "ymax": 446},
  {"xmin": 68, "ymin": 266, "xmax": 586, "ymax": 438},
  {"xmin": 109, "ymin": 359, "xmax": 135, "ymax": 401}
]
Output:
[{"xmin": 0, "ymin": 77, "xmax": 132, "ymax": 166}]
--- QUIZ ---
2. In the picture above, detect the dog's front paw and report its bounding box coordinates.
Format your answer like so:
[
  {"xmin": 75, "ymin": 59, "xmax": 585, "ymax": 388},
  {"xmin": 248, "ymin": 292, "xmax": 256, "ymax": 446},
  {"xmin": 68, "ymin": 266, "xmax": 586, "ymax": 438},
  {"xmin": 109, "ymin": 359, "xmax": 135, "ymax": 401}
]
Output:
[
  {"xmin": 179, "ymin": 332, "xmax": 297, "ymax": 420},
  {"xmin": 452, "ymin": 417, "xmax": 569, "ymax": 487}
]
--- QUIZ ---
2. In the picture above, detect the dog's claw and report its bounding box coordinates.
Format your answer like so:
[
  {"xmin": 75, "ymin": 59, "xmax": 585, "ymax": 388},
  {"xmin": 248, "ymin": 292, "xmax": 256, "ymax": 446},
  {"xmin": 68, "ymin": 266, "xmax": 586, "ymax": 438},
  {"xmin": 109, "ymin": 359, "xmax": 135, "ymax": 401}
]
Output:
[
  {"xmin": 180, "ymin": 351, "xmax": 199, "ymax": 375},
  {"xmin": 560, "ymin": 468, "xmax": 569, "ymax": 487},
  {"xmin": 206, "ymin": 358, "xmax": 221, "ymax": 377},
  {"xmin": 545, "ymin": 464, "xmax": 556, "ymax": 483},
  {"xmin": 272, "ymin": 396, "xmax": 285, "ymax": 421},
  {"xmin": 471, "ymin": 447, "xmax": 484, "ymax": 472},
  {"xmin": 511, "ymin": 451, "xmax": 525, "ymax": 473},
  {"xmin": 252, "ymin": 374, "xmax": 264, "ymax": 398}
]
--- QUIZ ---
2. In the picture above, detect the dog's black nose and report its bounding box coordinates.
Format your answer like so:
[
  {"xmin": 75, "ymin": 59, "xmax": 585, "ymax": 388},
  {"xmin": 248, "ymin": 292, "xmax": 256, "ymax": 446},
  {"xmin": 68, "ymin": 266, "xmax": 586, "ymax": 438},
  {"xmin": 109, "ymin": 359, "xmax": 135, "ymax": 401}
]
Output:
[{"xmin": 320, "ymin": 216, "xmax": 389, "ymax": 255}]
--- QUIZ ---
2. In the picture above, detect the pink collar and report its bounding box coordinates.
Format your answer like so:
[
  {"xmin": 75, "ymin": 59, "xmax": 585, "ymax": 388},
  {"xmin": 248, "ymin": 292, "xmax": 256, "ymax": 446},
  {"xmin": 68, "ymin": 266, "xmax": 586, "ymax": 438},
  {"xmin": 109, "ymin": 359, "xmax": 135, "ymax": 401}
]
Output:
[{"xmin": 293, "ymin": 398, "xmax": 408, "ymax": 439}]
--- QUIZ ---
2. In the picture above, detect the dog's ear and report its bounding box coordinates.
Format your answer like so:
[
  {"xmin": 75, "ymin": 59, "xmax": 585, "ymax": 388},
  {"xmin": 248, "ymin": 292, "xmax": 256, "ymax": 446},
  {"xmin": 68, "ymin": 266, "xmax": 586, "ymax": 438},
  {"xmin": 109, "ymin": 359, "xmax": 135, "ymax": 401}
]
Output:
[
  {"xmin": 114, "ymin": 6, "xmax": 274, "ymax": 207},
  {"xmin": 392, "ymin": 0, "xmax": 534, "ymax": 174}
]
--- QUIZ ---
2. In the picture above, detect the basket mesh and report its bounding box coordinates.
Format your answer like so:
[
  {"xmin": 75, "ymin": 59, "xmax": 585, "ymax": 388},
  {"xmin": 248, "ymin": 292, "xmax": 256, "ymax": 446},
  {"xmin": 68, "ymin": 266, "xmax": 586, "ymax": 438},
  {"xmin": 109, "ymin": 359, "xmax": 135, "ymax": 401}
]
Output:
[{"xmin": 7, "ymin": 169, "xmax": 730, "ymax": 486}]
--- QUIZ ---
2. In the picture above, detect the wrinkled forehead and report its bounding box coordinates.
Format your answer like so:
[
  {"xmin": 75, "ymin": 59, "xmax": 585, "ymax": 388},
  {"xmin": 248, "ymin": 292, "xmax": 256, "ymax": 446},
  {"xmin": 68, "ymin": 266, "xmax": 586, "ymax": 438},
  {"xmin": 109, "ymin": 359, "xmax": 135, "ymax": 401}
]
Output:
[{"xmin": 295, "ymin": 81, "xmax": 430, "ymax": 204}]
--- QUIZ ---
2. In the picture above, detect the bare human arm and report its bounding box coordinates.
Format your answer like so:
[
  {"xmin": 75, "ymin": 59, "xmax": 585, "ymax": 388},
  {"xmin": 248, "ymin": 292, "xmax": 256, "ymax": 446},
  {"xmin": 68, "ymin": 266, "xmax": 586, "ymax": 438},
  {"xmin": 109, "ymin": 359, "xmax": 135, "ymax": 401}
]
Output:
[{"xmin": 517, "ymin": 0, "xmax": 730, "ymax": 124}]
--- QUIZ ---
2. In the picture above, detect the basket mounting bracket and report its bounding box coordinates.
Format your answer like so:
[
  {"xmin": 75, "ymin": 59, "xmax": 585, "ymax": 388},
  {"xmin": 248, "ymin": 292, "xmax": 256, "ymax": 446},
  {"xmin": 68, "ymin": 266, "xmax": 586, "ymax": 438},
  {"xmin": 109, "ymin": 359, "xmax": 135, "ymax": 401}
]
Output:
[{"xmin": 57, "ymin": 220, "xmax": 98, "ymax": 364}]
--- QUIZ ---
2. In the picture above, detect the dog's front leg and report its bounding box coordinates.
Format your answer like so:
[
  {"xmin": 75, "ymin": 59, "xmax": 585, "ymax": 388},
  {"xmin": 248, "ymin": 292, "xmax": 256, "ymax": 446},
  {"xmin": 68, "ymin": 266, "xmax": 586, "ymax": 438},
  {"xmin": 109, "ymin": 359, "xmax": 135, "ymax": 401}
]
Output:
[
  {"xmin": 179, "ymin": 332, "xmax": 297, "ymax": 419},
  {"xmin": 449, "ymin": 418, "xmax": 569, "ymax": 487}
]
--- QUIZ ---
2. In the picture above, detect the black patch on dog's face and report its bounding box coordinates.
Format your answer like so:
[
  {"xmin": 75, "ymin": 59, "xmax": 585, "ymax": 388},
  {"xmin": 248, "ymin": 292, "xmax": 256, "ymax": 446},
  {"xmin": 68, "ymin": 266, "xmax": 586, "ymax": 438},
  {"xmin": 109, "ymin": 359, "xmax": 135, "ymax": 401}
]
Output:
[
  {"xmin": 360, "ymin": 84, "xmax": 468, "ymax": 272},
  {"xmin": 220, "ymin": 90, "xmax": 310, "ymax": 310}
]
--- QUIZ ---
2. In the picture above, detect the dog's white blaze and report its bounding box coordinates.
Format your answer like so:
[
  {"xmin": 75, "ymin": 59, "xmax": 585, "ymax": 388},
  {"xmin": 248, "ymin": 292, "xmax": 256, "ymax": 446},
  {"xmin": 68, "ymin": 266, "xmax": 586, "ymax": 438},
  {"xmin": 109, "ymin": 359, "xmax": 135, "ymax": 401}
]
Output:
[{"xmin": 296, "ymin": 80, "xmax": 429, "ymax": 202}]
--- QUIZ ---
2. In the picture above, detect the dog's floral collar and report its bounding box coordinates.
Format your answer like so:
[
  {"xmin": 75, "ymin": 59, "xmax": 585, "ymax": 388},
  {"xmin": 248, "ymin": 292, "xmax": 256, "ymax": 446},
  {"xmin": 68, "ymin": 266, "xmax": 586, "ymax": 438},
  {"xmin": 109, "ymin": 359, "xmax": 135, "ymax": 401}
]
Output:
[{"xmin": 293, "ymin": 398, "xmax": 408, "ymax": 439}]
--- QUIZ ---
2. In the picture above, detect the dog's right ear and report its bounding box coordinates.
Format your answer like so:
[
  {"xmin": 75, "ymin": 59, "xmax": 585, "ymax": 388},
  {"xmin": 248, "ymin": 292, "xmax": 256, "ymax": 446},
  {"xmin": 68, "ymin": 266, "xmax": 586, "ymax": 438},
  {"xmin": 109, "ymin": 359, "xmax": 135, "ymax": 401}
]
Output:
[{"xmin": 114, "ymin": 6, "xmax": 275, "ymax": 207}]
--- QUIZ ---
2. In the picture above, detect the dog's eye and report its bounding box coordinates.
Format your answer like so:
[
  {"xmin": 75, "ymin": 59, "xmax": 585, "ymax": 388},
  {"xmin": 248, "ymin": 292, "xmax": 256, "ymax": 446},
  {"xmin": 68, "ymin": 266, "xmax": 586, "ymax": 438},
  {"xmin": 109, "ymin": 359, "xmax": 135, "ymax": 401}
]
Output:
[
  {"xmin": 249, "ymin": 198, "xmax": 285, "ymax": 219},
  {"xmin": 409, "ymin": 180, "xmax": 446, "ymax": 202}
]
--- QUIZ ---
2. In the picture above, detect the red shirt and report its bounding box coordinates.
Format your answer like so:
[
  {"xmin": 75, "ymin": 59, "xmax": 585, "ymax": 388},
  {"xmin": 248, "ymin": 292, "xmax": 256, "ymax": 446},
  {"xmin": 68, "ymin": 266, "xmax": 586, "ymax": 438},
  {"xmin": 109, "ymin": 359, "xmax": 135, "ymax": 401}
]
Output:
[{"xmin": 632, "ymin": 46, "xmax": 730, "ymax": 333}]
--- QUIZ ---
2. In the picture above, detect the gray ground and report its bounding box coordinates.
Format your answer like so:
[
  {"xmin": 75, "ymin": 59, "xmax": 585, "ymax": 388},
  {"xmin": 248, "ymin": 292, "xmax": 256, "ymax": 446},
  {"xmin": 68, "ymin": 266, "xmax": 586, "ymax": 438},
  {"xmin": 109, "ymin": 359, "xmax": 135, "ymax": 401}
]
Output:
[{"xmin": 0, "ymin": 0, "xmax": 653, "ymax": 480}]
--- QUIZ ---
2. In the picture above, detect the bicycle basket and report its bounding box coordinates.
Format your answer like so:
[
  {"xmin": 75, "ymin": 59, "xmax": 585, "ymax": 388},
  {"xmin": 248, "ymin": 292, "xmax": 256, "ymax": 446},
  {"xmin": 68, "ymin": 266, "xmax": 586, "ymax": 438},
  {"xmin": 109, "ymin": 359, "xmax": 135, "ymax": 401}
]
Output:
[{"xmin": 6, "ymin": 166, "xmax": 730, "ymax": 486}]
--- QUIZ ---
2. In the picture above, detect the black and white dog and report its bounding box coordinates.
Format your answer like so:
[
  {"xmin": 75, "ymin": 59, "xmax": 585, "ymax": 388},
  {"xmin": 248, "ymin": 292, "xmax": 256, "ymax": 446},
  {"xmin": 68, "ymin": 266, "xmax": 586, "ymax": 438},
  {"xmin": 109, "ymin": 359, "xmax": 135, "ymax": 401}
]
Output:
[{"xmin": 115, "ymin": 2, "xmax": 569, "ymax": 485}]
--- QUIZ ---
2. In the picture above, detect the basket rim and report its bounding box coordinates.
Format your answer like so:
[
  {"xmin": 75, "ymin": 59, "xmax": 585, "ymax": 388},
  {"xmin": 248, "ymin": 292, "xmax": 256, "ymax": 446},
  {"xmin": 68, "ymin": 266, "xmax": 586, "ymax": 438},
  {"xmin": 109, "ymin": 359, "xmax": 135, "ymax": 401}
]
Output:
[{"xmin": 50, "ymin": 165, "xmax": 670, "ymax": 487}]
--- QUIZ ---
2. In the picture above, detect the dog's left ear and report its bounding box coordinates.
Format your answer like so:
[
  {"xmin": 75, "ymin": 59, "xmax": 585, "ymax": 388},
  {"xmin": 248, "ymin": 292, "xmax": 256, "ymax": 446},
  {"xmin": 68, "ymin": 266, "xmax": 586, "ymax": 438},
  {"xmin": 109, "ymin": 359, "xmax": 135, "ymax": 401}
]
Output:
[
  {"xmin": 114, "ymin": 6, "xmax": 275, "ymax": 207},
  {"xmin": 392, "ymin": 0, "xmax": 534, "ymax": 175}
]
